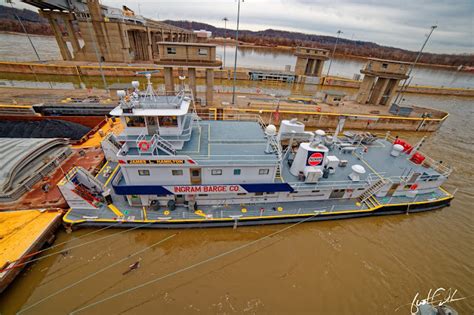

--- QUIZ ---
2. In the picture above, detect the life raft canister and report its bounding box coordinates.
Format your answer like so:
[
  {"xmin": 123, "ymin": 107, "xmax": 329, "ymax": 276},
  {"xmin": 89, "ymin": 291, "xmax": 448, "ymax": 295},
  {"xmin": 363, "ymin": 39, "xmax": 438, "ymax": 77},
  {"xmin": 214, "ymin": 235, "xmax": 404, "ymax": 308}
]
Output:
[
  {"xmin": 138, "ymin": 140, "xmax": 151, "ymax": 152},
  {"xmin": 394, "ymin": 139, "xmax": 413, "ymax": 154}
]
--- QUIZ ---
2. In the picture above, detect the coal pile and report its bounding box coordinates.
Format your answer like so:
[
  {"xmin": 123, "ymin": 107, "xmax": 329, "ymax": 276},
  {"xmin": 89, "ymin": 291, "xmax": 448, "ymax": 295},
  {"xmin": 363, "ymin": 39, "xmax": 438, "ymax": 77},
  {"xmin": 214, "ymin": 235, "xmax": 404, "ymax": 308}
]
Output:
[{"xmin": 0, "ymin": 120, "xmax": 91, "ymax": 140}]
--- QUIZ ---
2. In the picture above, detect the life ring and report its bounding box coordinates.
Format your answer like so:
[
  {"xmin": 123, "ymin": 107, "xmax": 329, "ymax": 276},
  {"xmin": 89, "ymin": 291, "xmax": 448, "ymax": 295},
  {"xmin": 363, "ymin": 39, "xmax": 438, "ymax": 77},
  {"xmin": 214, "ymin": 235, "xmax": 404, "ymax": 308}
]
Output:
[
  {"xmin": 410, "ymin": 184, "xmax": 418, "ymax": 190},
  {"xmin": 138, "ymin": 140, "xmax": 150, "ymax": 151},
  {"xmin": 315, "ymin": 106, "xmax": 321, "ymax": 112}
]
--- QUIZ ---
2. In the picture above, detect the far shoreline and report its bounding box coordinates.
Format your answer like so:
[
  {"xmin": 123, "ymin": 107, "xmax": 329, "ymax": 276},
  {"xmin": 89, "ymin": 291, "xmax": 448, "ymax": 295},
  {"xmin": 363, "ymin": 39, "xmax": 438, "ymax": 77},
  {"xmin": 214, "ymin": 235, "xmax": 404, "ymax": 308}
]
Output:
[{"xmin": 0, "ymin": 31, "xmax": 465, "ymax": 71}]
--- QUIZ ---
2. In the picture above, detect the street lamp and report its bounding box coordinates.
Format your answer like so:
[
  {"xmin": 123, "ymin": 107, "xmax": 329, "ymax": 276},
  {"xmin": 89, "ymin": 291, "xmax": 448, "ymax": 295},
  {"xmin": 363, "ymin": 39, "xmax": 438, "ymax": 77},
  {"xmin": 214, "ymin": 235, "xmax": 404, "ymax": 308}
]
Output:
[
  {"xmin": 222, "ymin": 17, "xmax": 228, "ymax": 69},
  {"xmin": 231, "ymin": 0, "xmax": 244, "ymax": 105},
  {"xmin": 325, "ymin": 30, "xmax": 342, "ymax": 82}
]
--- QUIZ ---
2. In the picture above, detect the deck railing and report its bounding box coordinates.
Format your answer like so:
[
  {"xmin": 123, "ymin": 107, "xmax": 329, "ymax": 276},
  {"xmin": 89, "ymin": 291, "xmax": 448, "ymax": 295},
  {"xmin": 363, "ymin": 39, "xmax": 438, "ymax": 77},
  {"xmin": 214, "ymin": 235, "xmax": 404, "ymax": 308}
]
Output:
[{"xmin": 375, "ymin": 133, "xmax": 452, "ymax": 176}]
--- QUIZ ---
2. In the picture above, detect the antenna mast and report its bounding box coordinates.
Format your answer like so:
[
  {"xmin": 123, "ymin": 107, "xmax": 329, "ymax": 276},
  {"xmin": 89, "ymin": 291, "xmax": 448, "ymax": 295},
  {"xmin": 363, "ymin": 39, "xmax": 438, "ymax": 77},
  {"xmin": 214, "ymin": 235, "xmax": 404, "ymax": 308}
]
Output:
[{"xmin": 393, "ymin": 25, "xmax": 437, "ymax": 105}]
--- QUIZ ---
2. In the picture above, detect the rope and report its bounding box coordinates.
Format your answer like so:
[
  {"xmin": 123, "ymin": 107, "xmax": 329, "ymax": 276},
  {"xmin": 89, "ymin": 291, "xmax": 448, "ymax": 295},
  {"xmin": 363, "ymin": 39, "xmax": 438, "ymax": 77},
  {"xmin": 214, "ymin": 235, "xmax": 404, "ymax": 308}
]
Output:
[
  {"xmin": 1, "ymin": 222, "xmax": 155, "ymax": 273},
  {"xmin": 17, "ymin": 233, "xmax": 177, "ymax": 314},
  {"xmin": 13, "ymin": 222, "xmax": 121, "ymax": 263},
  {"xmin": 69, "ymin": 213, "xmax": 320, "ymax": 314}
]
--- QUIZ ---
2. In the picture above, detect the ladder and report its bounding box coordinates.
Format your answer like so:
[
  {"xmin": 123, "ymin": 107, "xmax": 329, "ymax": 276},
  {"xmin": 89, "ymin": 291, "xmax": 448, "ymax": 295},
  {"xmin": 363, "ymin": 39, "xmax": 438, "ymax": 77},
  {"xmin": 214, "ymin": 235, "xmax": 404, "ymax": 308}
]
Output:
[
  {"xmin": 152, "ymin": 134, "xmax": 176, "ymax": 155},
  {"xmin": 275, "ymin": 163, "xmax": 282, "ymax": 182},
  {"xmin": 72, "ymin": 183, "xmax": 102, "ymax": 207},
  {"xmin": 358, "ymin": 178, "xmax": 386, "ymax": 208}
]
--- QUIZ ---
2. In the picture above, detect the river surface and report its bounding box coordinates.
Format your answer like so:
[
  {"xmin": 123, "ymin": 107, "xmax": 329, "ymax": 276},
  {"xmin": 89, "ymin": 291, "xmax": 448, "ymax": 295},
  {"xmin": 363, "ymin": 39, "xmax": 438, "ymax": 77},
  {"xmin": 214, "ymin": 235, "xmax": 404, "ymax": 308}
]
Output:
[
  {"xmin": 0, "ymin": 33, "xmax": 473, "ymax": 314},
  {"xmin": 1, "ymin": 32, "xmax": 473, "ymax": 89}
]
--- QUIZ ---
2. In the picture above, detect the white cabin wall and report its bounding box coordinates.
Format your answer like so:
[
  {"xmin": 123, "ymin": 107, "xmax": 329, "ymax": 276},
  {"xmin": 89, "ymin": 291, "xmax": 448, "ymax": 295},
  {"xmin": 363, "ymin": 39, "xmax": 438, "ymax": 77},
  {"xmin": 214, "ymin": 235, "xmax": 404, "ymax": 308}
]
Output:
[
  {"xmin": 392, "ymin": 178, "xmax": 447, "ymax": 197},
  {"xmin": 201, "ymin": 166, "xmax": 276, "ymax": 184},
  {"xmin": 122, "ymin": 166, "xmax": 191, "ymax": 185}
]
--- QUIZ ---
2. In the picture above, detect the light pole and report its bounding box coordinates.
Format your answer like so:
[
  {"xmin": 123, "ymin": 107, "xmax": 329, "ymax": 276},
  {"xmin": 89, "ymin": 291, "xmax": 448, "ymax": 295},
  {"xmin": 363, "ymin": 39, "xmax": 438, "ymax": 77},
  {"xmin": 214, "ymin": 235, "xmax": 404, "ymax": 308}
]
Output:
[
  {"xmin": 325, "ymin": 30, "xmax": 342, "ymax": 83},
  {"xmin": 222, "ymin": 17, "xmax": 228, "ymax": 69},
  {"xmin": 394, "ymin": 25, "xmax": 437, "ymax": 105},
  {"xmin": 231, "ymin": 0, "xmax": 243, "ymax": 105}
]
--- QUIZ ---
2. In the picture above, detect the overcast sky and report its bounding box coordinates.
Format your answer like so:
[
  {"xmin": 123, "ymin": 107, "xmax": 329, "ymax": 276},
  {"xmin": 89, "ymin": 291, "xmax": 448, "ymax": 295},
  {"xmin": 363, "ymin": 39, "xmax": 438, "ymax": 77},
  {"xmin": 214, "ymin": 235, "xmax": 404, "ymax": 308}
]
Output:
[{"xmin": 18, "ymin": 0, "xmax": 474, "ymax": 54}]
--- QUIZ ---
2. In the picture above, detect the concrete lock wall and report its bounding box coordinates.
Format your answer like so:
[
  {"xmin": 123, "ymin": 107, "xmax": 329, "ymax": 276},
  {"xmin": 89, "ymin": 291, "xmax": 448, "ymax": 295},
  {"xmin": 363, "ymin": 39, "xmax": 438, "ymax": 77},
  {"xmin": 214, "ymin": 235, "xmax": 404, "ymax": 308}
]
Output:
[{"xmin": 224, "ymin": 108, "xmax": 446, "ymax": 132}]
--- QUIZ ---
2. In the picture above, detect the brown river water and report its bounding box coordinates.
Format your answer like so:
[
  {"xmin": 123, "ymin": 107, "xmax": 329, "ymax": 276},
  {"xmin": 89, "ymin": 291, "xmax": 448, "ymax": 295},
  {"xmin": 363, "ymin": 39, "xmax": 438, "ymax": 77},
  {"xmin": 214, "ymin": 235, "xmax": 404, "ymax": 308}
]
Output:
[{"xmin": 0, "ymin": 34, "xmax": 473, "ymax": 315}]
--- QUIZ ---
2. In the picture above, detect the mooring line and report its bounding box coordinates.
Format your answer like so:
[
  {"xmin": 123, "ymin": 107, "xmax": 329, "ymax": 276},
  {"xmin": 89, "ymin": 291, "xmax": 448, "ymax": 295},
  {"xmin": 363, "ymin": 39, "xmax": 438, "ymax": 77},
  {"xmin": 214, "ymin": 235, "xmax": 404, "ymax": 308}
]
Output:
[
  {"xmin": 69, "ymin": 213, "xmax": 321, "ymax": 314},
  {"xmin": 2, "ymin": 222, "xmax": 155, "ymax": 273},
  {"xmin": 17, "ymin": 233, "xmax": 177, "ymax": 314},
  {"xmin": 14, "ymin": 222, "xmax": 122, "ymax": 263}
]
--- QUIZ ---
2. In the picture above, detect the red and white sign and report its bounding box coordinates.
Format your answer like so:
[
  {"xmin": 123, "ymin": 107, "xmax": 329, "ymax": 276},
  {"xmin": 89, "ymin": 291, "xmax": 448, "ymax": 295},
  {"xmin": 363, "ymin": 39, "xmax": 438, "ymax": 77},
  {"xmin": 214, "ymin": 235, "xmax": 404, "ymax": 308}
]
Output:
[
  {"xmin": 307, "ymin": 152, "xmax": 324, "ymax": 166},
  {"xmin": 165, "ymin": 185, "xmax": 246, "ymax": 194}
]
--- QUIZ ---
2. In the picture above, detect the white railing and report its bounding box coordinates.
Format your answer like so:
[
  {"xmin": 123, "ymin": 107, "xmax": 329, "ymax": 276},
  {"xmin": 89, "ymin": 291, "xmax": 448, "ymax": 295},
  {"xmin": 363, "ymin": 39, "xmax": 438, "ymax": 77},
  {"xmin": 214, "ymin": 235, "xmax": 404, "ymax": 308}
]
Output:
[{"xmin": 376, "ymin": 133, "xmax": 452, "ymax": 176}]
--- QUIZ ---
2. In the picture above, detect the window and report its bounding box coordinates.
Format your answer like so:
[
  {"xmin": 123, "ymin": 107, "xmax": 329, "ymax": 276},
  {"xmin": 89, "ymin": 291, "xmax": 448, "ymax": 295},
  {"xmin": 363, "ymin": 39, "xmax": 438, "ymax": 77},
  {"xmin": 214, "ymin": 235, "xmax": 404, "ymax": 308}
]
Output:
[
  {"xmin": 312, "ymin": 190, "xmax": 320, "ymax": 193},
  {"xmin": 138, "ymin": 169, "xmax": 150, "ymax": 176},
  {"xmin": 167, "ymin": 47, "xmax": 176, "ymax": 54},
  {"xmin": 158, "ymin": 116, "xmax": 178, "ymax": 127},
  {"xmin": 382, "ymin": 63, "xmax": 388, "ymax": 69},
  {"xmin": 198, "ymin": 48, "xmax": 208, "ymax": 56},
  {"xmin": 172, "ymin": 170, "xmax": 183, "ymax": 176},
  {"xmin": 255, "ymin": 192, "xmax": 264, "ymax": 196},
  {"xmin": 198, "ymin": 194, "xmax": 208, "ymax": 197},
  {"xmin": 125, "ymin": 116, "xmax": 145, "ymax": 127},
  {"xmin": 211, "ymin": 169, "xmax": 222, "ymax": 175},
  {"xmin": 234, "ymin": 169, "xmax": 241, "ymax": 175},
  {"xmin": 259, "ymin": 169, "xmax": 269, "ymax": 175},
  {"xmin": 237, "ymin": 193, "xmax": 246, "ymax": 196},
  {"xmin": 192, "ymin": 170, "xmax": 200, "ymax": 177}
]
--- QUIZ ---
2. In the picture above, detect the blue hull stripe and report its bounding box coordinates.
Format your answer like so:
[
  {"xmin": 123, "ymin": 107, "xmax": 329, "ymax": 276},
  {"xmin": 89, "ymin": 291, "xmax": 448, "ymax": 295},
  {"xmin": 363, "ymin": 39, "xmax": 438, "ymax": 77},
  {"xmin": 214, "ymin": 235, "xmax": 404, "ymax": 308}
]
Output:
[{"xmin": 112, "ymin": 183, "xmax": 293, "ymax": 195}]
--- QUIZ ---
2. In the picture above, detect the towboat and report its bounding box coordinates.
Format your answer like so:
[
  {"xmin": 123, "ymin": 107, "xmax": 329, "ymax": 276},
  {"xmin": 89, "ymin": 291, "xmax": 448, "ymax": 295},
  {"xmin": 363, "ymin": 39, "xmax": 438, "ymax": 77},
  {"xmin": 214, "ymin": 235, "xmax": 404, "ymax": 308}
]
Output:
[{"xmin": 58, "ymin": 74, "xmax": 454, "ymax": 229}]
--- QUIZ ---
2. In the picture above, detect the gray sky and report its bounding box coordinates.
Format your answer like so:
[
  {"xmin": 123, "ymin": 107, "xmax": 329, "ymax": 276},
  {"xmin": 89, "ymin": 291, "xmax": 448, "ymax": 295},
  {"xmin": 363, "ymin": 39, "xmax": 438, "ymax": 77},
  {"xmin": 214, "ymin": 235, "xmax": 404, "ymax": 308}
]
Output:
[{"xmin": 18, "ymin": 0, "xmax": 474, "ymax": 54}]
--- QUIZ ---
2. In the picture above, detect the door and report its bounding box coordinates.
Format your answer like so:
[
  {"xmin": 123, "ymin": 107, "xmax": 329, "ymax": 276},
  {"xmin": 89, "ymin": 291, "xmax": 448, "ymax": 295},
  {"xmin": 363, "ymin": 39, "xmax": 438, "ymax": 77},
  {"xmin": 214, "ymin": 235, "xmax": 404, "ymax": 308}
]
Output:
[
  {"xmin": 190, "ymin": 168, "xmax": 201, "ymax": 185},
  {"xmin": 386, "ymin": 183, "xmax": 399, "ymax": 197},
  {"xmin": 146, "ymin": 117, "xmax": 158, "ymax": 134},
  {"xmin": 329, "ymin": 189, "xmax": 345, "ymax": 199}
]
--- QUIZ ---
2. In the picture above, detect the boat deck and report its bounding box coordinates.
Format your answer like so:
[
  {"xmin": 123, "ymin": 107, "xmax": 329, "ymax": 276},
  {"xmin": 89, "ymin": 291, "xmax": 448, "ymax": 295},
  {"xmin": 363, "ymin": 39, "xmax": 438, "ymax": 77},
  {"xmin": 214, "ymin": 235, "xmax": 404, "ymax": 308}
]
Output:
[
  {"xmin": 120, "ymin": 120, "xmax": 279, "ymax": 165},
  {"xmin": 65, "ymin": 155, "xmax": 452, "ymax": 226},
  {"xmin": 63, "ymin": 186, "xmax": 452, "ymax": 226},
  {"xmin": 280, "ymin": 137, "xmax": 441, "ymax": 187}
]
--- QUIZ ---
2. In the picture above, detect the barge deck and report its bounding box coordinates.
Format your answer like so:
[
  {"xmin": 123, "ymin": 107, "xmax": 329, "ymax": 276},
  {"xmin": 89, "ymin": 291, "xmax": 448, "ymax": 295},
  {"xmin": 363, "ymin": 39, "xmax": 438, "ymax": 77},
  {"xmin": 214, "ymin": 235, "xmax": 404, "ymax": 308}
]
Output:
[{"xmin": 0, "ymin": 209, "xmax": 63, "ymax": 293}]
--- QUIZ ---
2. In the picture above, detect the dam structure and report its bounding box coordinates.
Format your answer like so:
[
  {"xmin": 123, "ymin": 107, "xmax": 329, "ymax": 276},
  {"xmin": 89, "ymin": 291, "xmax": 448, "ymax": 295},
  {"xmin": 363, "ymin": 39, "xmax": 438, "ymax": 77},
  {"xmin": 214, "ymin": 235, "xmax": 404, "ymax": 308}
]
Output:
[{"xmin": 23, "ymin": 0, "xmax": 196, "ymax": 63}]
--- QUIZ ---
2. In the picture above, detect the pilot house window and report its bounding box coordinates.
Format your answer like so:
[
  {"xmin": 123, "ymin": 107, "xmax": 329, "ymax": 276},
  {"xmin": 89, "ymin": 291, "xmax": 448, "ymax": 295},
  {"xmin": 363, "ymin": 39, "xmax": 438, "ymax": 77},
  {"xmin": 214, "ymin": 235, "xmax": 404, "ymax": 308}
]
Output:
[
  {"xmin": 125, "ymin": 116, "xmax": 146, "ymax": 127},
  {"xmin": 167, "ymin": 47, "xmax": 176, "ymax": 55},
  {"xmin": 158, "ymin": 116, "xmax": 178, "ymax": 127},
  {"xmin": 198, "ymin": 48, "xmax": 208, "ymax": 56}
]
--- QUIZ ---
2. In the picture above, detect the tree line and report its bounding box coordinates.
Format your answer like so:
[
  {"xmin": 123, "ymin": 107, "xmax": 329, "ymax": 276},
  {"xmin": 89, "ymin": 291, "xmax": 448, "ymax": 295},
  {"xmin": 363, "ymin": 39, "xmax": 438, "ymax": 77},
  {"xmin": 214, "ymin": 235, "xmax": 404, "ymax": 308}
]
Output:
[{"xmin": 166, "ymin": 20, "xmax": 473, "ymax": 67}]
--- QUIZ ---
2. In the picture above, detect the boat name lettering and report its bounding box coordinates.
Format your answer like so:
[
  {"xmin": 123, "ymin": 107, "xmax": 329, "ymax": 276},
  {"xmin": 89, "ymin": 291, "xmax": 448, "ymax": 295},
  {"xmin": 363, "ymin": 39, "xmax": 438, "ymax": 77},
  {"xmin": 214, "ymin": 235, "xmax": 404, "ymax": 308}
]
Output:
[
  {"xmin": 172, "ymin": 185, "xmax": 242, "ymax": 194},
  {"xmin": 127, "ymin": 159, "xmax": 185, "ymax": 164}
]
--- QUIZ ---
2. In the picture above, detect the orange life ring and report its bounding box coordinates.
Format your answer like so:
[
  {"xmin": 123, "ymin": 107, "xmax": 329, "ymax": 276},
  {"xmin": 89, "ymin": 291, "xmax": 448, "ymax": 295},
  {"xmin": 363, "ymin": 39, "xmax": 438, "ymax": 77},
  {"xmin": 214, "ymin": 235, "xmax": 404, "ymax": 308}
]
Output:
[
  {"xmin": 315, "ymin": 106, "xmax": 321, "ymax": 112},
  {"xmin": 138, "ymin": 140, "xmax": 150, "ymax": 151}
]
